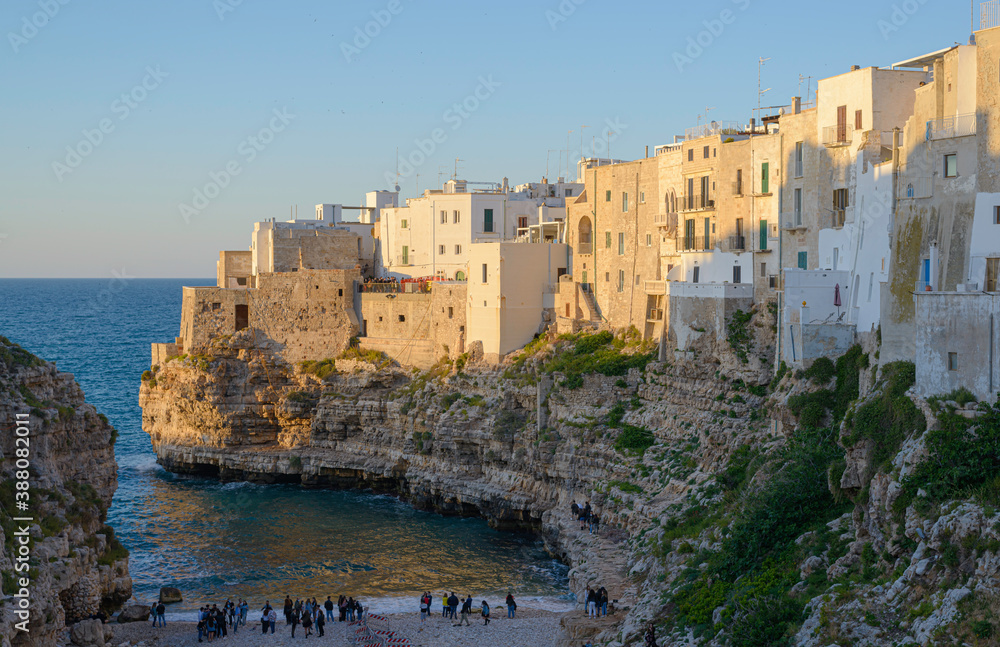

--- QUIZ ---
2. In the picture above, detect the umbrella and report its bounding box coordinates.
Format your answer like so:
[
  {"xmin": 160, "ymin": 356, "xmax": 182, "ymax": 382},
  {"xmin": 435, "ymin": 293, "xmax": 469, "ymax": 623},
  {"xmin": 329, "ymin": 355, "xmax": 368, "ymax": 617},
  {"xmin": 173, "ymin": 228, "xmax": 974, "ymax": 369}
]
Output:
[{"xmin": 834, "ymin": 283, "xmax": 842, "ymax": 307}]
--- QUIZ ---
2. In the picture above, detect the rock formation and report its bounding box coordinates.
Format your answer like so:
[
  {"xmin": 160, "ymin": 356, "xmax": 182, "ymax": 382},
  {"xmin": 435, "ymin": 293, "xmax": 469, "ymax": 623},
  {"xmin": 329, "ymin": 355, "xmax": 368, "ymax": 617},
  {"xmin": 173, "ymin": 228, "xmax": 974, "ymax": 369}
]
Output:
[{"xmin": 0, "ymin": 337, "xmax": 131, "ymax": 647}]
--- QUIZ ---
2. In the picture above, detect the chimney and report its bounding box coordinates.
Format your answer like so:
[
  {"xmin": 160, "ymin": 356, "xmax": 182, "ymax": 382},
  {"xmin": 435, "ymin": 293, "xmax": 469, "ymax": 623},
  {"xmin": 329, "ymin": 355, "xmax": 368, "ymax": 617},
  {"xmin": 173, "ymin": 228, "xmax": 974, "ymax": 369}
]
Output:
[
  {"xmin": 850, "ymin": 65, "xmax": 860, "ymax": 71},
  {"xmin": 791, "ymin": 96, "xmax": 801, "ymax": 115},
  {"xmin": 645, "ymin": 145, "xmax": 649, "ymax": 158}
]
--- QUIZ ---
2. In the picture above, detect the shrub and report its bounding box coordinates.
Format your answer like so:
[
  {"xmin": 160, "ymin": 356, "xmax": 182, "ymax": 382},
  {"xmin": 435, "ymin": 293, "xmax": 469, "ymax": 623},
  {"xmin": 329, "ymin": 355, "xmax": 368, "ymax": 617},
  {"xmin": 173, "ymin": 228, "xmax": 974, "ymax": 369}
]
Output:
[
  {"xmin": 801, "ymin": 357, "xmax": 835, "ymax": 384},
  {"xmin": 300, "ymin": 358, "xmax": 337, "ymax": 380},
  {"xmin": 614, "ymin": 425, "xmax": 655, "ymax": 456},
  {"xmin": 609, "ymin": 480, "xmax": 643, "ymax": 494},
  {"xmin": 842, "ymin": 361, "xmax": 924, "ymax": 470},
  {"xmin": 727, "ymin": 309, "xmax": 754, "ymax": 364}
]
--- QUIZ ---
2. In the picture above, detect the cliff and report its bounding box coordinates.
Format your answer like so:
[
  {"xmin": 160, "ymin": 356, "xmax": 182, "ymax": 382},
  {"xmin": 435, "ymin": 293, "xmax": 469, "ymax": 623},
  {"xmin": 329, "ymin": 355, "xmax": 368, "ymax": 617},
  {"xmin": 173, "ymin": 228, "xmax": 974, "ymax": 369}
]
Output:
[
  {"xmin": 0, "ymin": 337, "xmax": 131, "ymax": 647},
  {"xmin": 140, "ymin": 321, "xmax": 1000, "ymax": 645}
]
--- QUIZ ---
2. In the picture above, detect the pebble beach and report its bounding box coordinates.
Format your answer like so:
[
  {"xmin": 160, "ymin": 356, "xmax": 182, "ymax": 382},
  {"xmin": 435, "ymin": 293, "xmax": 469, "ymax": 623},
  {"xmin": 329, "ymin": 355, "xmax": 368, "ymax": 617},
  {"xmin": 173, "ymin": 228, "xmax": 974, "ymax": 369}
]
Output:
[{"xmin": 106, "ymin": 607, "xmax": 569, "ymax": 647}]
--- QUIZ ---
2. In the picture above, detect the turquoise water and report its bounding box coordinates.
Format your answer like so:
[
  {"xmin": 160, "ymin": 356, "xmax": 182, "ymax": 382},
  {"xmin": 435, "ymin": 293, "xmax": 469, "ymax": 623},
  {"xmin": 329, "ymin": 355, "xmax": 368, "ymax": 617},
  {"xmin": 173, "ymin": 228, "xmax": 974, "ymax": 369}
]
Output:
[{"xmin": 0, "ymin": 279, "xmax": 569, "ymax": 614}]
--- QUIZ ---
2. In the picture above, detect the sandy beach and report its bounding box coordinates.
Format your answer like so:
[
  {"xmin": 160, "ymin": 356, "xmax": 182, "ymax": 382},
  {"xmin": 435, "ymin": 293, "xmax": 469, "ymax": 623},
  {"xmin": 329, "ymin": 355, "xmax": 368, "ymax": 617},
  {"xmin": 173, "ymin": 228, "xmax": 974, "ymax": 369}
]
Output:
[{"xmin": 107, "ymin": 607, "xmax": 570, "ymax": 647}]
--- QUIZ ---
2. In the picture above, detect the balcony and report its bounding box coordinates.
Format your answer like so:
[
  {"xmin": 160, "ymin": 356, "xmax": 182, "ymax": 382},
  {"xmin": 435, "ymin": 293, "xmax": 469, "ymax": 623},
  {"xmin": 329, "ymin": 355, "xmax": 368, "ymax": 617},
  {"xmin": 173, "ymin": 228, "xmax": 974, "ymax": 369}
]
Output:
[
  {"xmin": 679, "ymin": 235, "xmax": 713, "ymax": 252},
  {"xmin": 577, "ymin": 242, "xmax": 593, "ymax": 255},
  {"xmin": 831, "ymin": 210, "xmax": 846, "ymax": 229},
  {"xmin": 644, "ymin": 280, "xmax": 666, "ymax": 295},
  {"xmin": 926, "ymin": 113, "xmax": 976, "ymax": 140},
  {"xmin": 655, "ymin": 212, "xmax": 678, "ymax": 233},
  {"xmin": 822, "ymin": 124, "xmax": 854, "ymax": 147},
  {"xmin": 732, "ymin": 182, "xmax": 744, "ymax": 196},
  {"xmin": 680, "ymin": 194, "xmax": 715, "ymax": 212},
  {"xmin": 727, "ymin": 235, "xmax": 746, "ymax": 251},
  {"xmin": 647, "ymin": 308, "xmax": 664, "ymax": 321}
]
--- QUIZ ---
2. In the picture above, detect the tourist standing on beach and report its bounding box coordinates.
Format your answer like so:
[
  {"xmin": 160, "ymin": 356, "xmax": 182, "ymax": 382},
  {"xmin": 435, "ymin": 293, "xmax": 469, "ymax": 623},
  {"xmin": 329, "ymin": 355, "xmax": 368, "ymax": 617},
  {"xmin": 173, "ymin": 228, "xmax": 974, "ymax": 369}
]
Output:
[
  {"xmin": 315, "ymin": 607, "xmax": 325, "ymax": 637},
  {"xmin": 325, "ymin": 596, "xmax": 334, "ymax": 622},
  {"xmin": 448, "ymin": 592, "xmax": 459, "ymax": 619},
  {"xmin": 481, "ymin": 600, "xmax": 491, "ymax": 626},
  {"xmin": 290, "ymin": 605, "xmax": 300, "ymax": 638},
  {"xmin": 419, "ymin": 592, "xmax": 429, "ymax": 623},
  {"xmin": 505, "ymin": 593, "xmax": 516, "ymax": 618},
  {"xmin": 151, "ymin": 602, "xmax": 165, "ymax": 627},
  {"xmin": 442, "ymin": 592, "xmax": 449, "ymax": 617},
  {"xmin": 301, "ymin": 608, "xmax": 313, "ymax": 638},
  {"xmin": 283, "ymin": 596, "xmax": 293, "ymax": 625},
  {"xmin": 268, "ymin": 607, "xmax": 277, "ymax": 633},
  {"xmin": 346, "ymin": 597, "xmax": 356, "ymax": 622}
]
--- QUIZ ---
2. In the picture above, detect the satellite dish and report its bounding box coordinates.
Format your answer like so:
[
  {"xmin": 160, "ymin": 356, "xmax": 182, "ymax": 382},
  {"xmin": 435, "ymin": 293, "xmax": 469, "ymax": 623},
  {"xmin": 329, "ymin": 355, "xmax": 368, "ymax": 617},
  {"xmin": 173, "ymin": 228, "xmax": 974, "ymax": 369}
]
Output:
[{"xmin": 394, "ymin": 185, "xmax": 401, "ymax": 192}]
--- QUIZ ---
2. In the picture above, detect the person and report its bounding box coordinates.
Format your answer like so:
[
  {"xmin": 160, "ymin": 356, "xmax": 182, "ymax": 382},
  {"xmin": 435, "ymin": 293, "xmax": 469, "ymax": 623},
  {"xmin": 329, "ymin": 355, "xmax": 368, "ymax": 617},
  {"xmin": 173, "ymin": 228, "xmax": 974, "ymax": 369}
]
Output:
[
  {"xmin": 198, "ymin": 607, "xmax": 208, "ymax": 642},
  {"xmin": 325, "ymin": 596, "xmax": 334, "ymax": 622},
  {"xmin": 268, "ymin": 607, "xmax": 277, "ymax": 634},
  {"xmin": 448, "ymin": 592, "xmax": 459, "ymax": 619},
  {"xmin": 346, "ymin": 597, "xmax": 356, "ymax": 622},
  {"xmin": 586, "ymin": 587, "xmax": 597, "ymax": 618},
  {"xmin": 301, "ymin": 609, "xmax": 313, "ymax": 638},
  {"xmin": 644, "ymin": 622, "xmax": 658, "ymax": 646},
  {"xmin": 355, "ymin": 600, "xmax": 364, "ymax": 622},
  {"xmin": 205, "ymin": 610, "xmax": 218, "ymax": 643},
  {"xmin": 284, "ymin": 596, "xmax": 293, "ymax": 625},
  {"xmin": 571, "ymin": 500, "xmax": 579, "ymax": 519},
  {"xmin": 598, "ymin": 587, "xmax": 608, "ymax": 616},
  {"xmin": 339, "ymin": 595, "xmax": 348, "ymax": 622},
  {"xmin": 290, "ymin": 605, "xmax": 300, "ymax": 638},
  {"xmin": 315, "ymin": 607, "xmax": 325, "ymax": 637},
  {"xmin": 581, "ymin": 502, "xmax": 592, "ymax": 531},
  {"xmin": 590, "ymin": 514, "xmax": 600, "ymax": 534},
  {"xmin": 420, "ymin": 592, "xmax": 429, "ymax": 624},
  {"xmin": 505, "ymin": 593, "xmax": 516, "ymax": 619},
  {"xmin": 213, "ymin": 605, "xmax": 227, "ymax": 638},
  {"xmin": 152, "ymin": 601, "xmax": 165, "ymax": 627},
  {"xmin": 442, "ymin": 592, "xmax": 449, "ymax": 617},
  {"xmin": 481, "ymin": 600, "xmax": 490, "ymax": 626},
  {"xmin": 260, "ymin": 607, "xmax": 269, "ymax": 635},
  {"xmin": 240, "ymin": 599, "xmax": 248, "ymax": 628},
  {"xmin": 456, "ymin": 595, "xmax": 472, "ymax": 626}
]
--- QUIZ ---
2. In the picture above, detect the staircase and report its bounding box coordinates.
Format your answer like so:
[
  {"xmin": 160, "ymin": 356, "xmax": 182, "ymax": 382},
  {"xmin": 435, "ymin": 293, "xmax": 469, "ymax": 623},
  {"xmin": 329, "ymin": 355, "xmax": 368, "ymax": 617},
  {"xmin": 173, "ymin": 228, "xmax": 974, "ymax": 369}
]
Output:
[{"xmin": 580, "ymin": 286, "xmax": 603, "ymax": 323}]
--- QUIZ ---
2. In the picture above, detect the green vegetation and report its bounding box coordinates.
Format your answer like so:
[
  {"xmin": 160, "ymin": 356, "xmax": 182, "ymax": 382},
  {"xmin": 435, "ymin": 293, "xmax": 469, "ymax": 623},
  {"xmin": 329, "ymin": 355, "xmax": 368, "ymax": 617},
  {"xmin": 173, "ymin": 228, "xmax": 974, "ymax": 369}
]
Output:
[
  {"xmin": 605, "ymin": 402, "xmax": 654, "ymax": 456},
  {"xmin": 493, "ymin": 410, "xmax": 525, "ymax": 440},
  {"xmin": 927, "ymin": 387, "xmax": 977, "ymax": 413},
  {"xmin": 608, "ymin": 480, "xmax": 643, "ymax": 494},
  {"xmin": 440, "ymin": 393, "xmax": 462, "ymax": 409},
  {"xmin": 842, "ymin": 361, "xmax": 924, "ymax": 471},
  {"xmin": 286, "ymin": 390, "xmax": 314, "ymax": 404},
  {"xmin": 726, "ymin": 309, "xmax": 754, "ymax": 364},
  {"xmin": 801, "ymin": 357, "xmax": 835, "ymax": 384},
  {"xmin": 300, "ymin": 358, "xmax": 337, "ymax": 380},
  {"xmin": 538, "ymin": 330, "xmax": 656, "ymax": 389},
  {"xmin": 96, "ymin": 525, "xmax": 129, "ymax": 567},
  {"xmin": 787, "ymin": 345, "xmax": 869, "ymax": 430},
  {"xmin": 0, "ymin": 337, "xmax": 44, "ymax": 369},
  {"xmin": 338, "ymin": 346, "xmax": 388, "ymax": 364},
  {"xmin": 770, "ymin": 361, "xmax": 788, "ymax": 390}
]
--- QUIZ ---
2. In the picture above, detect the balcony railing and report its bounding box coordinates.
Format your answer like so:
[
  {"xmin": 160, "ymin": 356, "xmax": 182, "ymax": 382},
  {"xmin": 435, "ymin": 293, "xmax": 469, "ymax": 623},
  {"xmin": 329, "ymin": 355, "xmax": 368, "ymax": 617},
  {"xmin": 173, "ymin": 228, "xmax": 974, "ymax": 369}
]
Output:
[
  {"xmin": 647, "ymin": 308, "xmax": 664, "ymax": 321},
  {"xmin": 926, "ymin": 113, "xmax": 976, "ymax": 140},
  {"xmin": 644, "ymin": 280, "xmax": 666, "ymax": 295},
  {"xmin": 577, "ymin": 242, "xmax": 593, "ymax": 255},
  {"xmin": 831, "ymin": 209, "xmax": 846, "ymax": 229},
  {"xmin": 728, "ymin": 235, "xmax": 746, "ymax": 251},
  {"xmin": 681, "ymin": 195, "xmax": 715, "ymax": 212},
  {"xmin": 822, "ymin": 124, "xmax": 854, "ymax": 147},
  {"xmin": 655, "ymin": 212, "xmax": 678, "ymax": 234},
  {"xmin": 680, "ymin": 235, "xmax": 713, "ymax": 251}
]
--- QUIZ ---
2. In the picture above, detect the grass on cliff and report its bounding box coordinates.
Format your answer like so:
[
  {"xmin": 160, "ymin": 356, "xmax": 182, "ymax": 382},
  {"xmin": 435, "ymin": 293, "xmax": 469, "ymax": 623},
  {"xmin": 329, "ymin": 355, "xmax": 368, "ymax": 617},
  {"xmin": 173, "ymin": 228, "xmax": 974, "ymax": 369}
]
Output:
[
  {"xmin": 300, "ymin": 358, "xmax": 338, "ymax": 380},
  {"xmin": 535, "ymin": 329, "xmax": 655, "ymax": 389},
  {"xmin": 0, "ymin": 337, "xmax": 45, "ymax": 369}
]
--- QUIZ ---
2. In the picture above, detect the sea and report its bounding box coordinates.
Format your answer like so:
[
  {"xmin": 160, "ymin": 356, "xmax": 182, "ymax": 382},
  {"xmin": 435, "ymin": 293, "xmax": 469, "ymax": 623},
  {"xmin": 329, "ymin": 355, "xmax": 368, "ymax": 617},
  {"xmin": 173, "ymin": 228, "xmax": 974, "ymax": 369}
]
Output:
[{"xmin": 0, "ymin": 279, "xmax": 571, "ymax": 617}]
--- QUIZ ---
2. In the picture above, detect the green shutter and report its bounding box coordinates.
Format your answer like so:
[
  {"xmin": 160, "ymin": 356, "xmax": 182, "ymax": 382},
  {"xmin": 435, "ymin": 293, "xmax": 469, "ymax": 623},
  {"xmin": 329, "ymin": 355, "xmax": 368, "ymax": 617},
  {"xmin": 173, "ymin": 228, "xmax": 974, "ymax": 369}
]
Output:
[
  {"xmin": 798, "ymin": 251, "xmax": 807, "ymax": 270},
  {"xmin": 761, "ymin": 162, "xmax": 769, "ymax": 194},
  {"xmin": 606, "ymin": 231, "xmax": 612, "ymax": 248},
  {"xmin": 402, "ymin": 246, "xmax": 409, "ymax": 265},
  {"xmin": 759, "ymin": 220, "xmax": 768, "ymax": 251},
  {"xmin": 484, "ymin": 209, "xmax": 494, "ymax": 233}
]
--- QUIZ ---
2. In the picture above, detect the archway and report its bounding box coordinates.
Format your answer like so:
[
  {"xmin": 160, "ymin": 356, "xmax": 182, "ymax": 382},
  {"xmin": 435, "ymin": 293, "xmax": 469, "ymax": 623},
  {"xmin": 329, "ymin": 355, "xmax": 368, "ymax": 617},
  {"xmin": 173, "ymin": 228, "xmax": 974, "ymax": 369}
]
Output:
[{"xmin": 578, "ymin": 216, "xmax": 592, "ymax": 254}]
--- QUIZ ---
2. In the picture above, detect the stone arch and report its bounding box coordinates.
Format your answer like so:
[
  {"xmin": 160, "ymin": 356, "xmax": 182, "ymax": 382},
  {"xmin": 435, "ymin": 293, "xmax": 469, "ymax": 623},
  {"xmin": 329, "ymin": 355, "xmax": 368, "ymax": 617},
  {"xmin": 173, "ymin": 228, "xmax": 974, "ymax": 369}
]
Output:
[{"xmin": 578, "ymin": 216, "xmax": 592, "ymax": 253}]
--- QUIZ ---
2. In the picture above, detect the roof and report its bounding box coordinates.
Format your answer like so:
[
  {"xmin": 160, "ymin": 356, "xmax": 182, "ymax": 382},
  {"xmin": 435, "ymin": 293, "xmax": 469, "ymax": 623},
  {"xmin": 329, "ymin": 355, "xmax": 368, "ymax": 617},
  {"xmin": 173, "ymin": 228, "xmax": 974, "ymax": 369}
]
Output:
[{"xmin": 891, "ymin": 45, "xmax": 959, "ymax": 69}]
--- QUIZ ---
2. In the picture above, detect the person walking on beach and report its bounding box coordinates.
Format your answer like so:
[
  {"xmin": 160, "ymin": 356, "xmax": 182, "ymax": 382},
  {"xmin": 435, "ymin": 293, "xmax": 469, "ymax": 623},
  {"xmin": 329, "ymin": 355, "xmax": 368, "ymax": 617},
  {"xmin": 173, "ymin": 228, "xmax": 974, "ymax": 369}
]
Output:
[
  {"xmin": 301, "ymin": 609, "xmax": 313, "ymax": 638},
  {"xmin": 481, "ymin": 600, "xmax": 491, "ymax": 626},
  {"xmin": 283, "ymin": 596, "xmax": 293, "ymax": 625},
  {"xmin": 456, "ymin": 595, "xmax": 472, "ymax": 626},
  {"xmin": 267, "ymin": 607, "xmax": 277, "ymax": 634},
  {"xmin": 505, "ymin": 593, "xmax": 516, "ymax": 619},
  {"xmin": 448, "ymin": 592, "xmax": 459, "ymax": 619},
  {"xmin": 325, "ymin": 596, "xmax": 334, "ymax": 622}
]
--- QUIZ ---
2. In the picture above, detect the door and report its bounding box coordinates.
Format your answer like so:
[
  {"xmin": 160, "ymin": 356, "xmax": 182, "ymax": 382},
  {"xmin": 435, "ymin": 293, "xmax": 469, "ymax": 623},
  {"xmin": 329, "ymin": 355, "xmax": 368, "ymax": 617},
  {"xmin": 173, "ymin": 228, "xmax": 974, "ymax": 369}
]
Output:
[
  {"xmin": 923, "ymin": 258, "xmax": 931, "ymax": 289},
  {"xmin": 402, "ymin": 245, "xmax": 409, "ymax": 265},
  {"xmin": 733, "ymin": 265, "xmax": 741, "ymax": 284},
  {"xmin": 987, "ymin": 258, "xmax": 999, "ymax": 292},
  {"xmin": 759, "ymin": 219, "xmax": 768, "ymax": 251},
  {"xmin": 692, "ymin": 266, "xmax": 700, "ymax": 283},
  {"xmin": 235, "ymin": 304, "xmax": 249, "ymax": 331},
  {"xmin": 703, "ymin": 217, "xmax": 710, "ymax": 250},
  {"xmin": 837, "ymin": 105, "xmax": 847, "ymax": 141}
]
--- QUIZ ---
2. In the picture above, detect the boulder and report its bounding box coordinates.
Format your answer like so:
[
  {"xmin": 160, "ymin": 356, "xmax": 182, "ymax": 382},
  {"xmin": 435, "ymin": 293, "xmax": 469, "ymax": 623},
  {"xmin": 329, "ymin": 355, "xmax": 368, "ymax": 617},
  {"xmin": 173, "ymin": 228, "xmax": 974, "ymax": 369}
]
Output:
[
  {"xmin": 70, "ymin": 619, "xmax": 112, "ymax": 647},
  {"xmin": 159, "ymin": 587, "xmax": 182, "ymax": 603},
  {"xmin": 116, "ymin": 604, "xmax": 151, "ymax": 623}
]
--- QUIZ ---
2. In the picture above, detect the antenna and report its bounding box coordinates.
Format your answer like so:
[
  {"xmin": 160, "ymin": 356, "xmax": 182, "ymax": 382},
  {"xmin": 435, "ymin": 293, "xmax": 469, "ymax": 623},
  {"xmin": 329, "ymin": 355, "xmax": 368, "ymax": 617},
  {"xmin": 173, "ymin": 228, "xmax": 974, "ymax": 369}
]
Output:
[
  {"xmin": 580, "ymin": 125, "xmax": 588, "ymax": 161},
  {"xmin": 395, "ymin": 147, "xmax": 399, "ymax": 190},
  {"xmin": 546, "ymin": 149, "xmax": 558, "ymax": 179},
  {"xmin": 758, "ymin": 57, "xmax": 772, "ymax": 118},
  {"xmin": 453, "ymin": 158, "xmax": 464, "ymax": 180},
  {"xmin": 437, "ymin": 165, "xmax": 448, "ymax": 186},
  {"xmin": 415, "ymin": 172, "xmax": 420, "ymax": 196}
]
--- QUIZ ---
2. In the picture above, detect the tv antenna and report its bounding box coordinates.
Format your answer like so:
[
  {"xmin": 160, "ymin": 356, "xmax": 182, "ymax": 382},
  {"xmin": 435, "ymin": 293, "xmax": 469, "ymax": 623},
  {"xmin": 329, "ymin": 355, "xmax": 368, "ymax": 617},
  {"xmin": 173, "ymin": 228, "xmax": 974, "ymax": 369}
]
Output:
[
  {"xmin": 437, "ymin": 165, "xmax": 449, "ymax": 186},
  {"xmin": 453, "ymin": 157, "xmax": 464, "ymax": 180},
  {"xmin": 798, "ymin": 74, "xmax": 813, "ymax": 105},
  {"xmin": 758, "ymin": 57, "xmax": 772, "ymax": 112},
  {"xmin": 546, "ymin": 149, "xmax": 558, "ymax": 179}
]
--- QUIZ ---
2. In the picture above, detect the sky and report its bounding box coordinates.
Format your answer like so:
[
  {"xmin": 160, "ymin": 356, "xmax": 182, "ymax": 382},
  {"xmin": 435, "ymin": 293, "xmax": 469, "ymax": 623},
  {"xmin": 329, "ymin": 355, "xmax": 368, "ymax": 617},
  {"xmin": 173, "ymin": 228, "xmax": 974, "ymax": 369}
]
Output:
[{"xmin": 0, "ymin": 0, "xmax": 975, "ymax": 278}]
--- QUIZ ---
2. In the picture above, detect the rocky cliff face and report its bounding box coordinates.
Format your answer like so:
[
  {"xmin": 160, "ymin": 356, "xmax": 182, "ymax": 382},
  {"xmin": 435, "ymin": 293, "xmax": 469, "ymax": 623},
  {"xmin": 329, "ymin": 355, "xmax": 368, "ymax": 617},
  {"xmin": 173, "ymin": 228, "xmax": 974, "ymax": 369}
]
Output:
[
  {"xmin": 0, "ymin": 337, "xmax": 131, "ymax": 647},
  {"xmin": 141, "ymin": 322, "xmax": 1000, "ymax": 646}
]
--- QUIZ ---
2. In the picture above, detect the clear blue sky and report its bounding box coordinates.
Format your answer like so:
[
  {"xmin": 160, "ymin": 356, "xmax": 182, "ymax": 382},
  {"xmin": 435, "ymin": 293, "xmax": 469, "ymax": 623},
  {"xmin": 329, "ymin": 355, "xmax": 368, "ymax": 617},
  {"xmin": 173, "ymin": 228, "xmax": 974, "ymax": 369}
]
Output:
[{"xmin": 0, "ymin": 0, "xmax": 973, "ymax": 277}]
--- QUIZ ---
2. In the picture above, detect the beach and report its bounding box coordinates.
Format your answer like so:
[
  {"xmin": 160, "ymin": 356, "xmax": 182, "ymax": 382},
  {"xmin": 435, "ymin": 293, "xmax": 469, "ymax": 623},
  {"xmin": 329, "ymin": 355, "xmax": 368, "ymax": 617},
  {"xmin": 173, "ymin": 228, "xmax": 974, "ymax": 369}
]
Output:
[{"xmin": 107, "ymin": 607, "xmax": 570, "ymax": 647}]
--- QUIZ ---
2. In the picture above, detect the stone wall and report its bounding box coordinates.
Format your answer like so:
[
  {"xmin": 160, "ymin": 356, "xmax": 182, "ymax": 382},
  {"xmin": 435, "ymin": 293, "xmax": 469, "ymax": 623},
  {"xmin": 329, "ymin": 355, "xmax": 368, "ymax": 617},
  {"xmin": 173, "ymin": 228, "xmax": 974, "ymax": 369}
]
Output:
[
  {"xmin": 359, "ymin": 282, "xmax": 467, "ymax": 362},
  {"xmin": 666, "ymin": 282, "xmax": 754, "ymax": 351},
  {"xmin": 217, "ymin": 250, "xmax": 251, "ymax": 288},
  {"xmin": 272, "ymin": 228, "xmax": 361, "ymax": 272}
]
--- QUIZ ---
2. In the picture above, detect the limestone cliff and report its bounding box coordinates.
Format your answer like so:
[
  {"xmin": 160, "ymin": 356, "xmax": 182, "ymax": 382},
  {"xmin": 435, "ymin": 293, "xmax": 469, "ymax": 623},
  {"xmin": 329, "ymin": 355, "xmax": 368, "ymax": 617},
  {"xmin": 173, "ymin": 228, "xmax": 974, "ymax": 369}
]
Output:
[
  {"xmin": 141, "ymin": 319, "xmax": 1000, "ymax": 646},
  {"xmin": 0, "ymin": 337, "xmax": 131, "ymax": 647}
]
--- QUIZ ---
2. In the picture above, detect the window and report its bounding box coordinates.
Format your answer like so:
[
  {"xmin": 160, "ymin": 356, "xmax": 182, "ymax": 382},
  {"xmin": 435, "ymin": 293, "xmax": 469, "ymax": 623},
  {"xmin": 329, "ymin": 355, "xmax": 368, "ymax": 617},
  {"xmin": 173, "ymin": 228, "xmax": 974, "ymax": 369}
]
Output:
[
  {"xmin": 855, "ymin": 109, "xmax": 863, "ymax": 131},
  {"xmin": 440, "ymin": 210, "xmax": 447, "ymax": 224},
  {"xmin": 605, "ymin": 231, "xmax": 612, "ymax": 248},
  {"xmin": 948, "ymin": 352, "xmax": 959, "ymax": 371},
  {"xmin": 944, "ymin": 153, "xmax": 958, "ymax": 178},
  {"xmin": 797, "ymin": 251, "xmax": 807, "ymax": 270},
  {"xmin": 794, "ymin": 188, "xmax": 802, "ymax": 226},
  {"xmin": 907, "ymin": 183, "xmax": 914, "ymax": 198},
  {"xmin": 733, "ymin": 265, "xmax": 741, "ymax": 284},
  {"xmin": 448, "ymin": 306, "xmax": 454, "ymax": 319},
  {"xmin": 236, "ymin": 277, "xmax": 247, "ymax": 286},
  {"xmin": 703, "ymin": 145, "xmax": 710, "ymax": 159},
  {"xmin": 401, "ymin": 246, "xmax": 409, "ymax": 265},
  {"xmin": 833, "ymin": 188, "xmax": 849, "ymax": 227},
  {"xmin": 735, "ymin": 168, "xmax": 743, "ymax": 195},
  {"xmin": 565, "ymin": 188, "xmax": 574, "ymax": 197},
  {"xmin": 688, "ymin": 148, "xmax": 694, "ymax": 161},
  {"xmin": 401, "ymin": 219, "xmax": 408, "ymax": 229},
  {"xmin": 640, "ymin": 191, "xmax": 645, "ymax": 203},
  {"xmin": 769, "ymin": 275, "xmax": 779, "ymax": 289},
  {"xmin": 761, "ymin": 162, "xmax": 769, "ymax": 193},
  {"xmin": 713, "ymin": 148, "xmax": 717, "ymax": 157},
  {"xmin": 481, "ymin": 263, "xmax": 487, "ymax": 283},
  {"xmin": 692, "ymin": 266, "xmax": 700, "ymax": 283},
  {"xmin": 622, "ymin": 192, "xmax": 629, "ymax": 212},
  {"xmin": 454, "ymin": 244, "xmax": 462, "ymax": 255},
  {"xmin": 837, "ymin": 105, "xmax": 847, "ymax": 141},
  {"xmin": 605, "ymin": 190, "xmax": 611, "ymax": 202},
  {"xmin": 455, "ymin": 270, "xmax": 465, "ymax": 281},
  {"xmin": 987, "ymin": 258, "xmax": 1000, "ymax": 292},
  {"xmin": 994, "ymin": 206, "xmax": 1000, "ymax": 224},
  {"xmin": 635, "ymin": 274, "xmax": 641, "ymax": 285},
  {"xmin": 398, "ymin": 314, "xmax": 406, "ymax": 323},
  {"xmin": 605, "ymin": 272, "xmax": 610, "ymax": 282},
  {"xmin": 453, "ymin": 210, "xmax": 460, "ymax": 223},
  {"xmin": 517, "ymin": 216, "xmax": 528, "ymax": 231},
  {"xmin": 794, "ymin": 141, "xmax": 804, "ymax": 177},
  {"xmin": 438, "ymin": 244, "xmax": 445, "ymax": 255},
  {"xmin": 618, "ymin": 232, "xmax": 625, "ymax": 255},
  {"xmin": 484, "ymin": 208, "xmax": 494, "ymax": 232},
  {"xmin": 211, "ymin": 302, "xmax": 221, "ymax": 311},
  {"xmin": 646, "ymin": 233, "xmax": 652, "ymax": 247},
  {"xmin": 617, "ymin": 269, "xmax": 625, "ymax": 292},
  {"xmin": 760, "ymin": 262, "xmax": 767, "ymax": 278}
]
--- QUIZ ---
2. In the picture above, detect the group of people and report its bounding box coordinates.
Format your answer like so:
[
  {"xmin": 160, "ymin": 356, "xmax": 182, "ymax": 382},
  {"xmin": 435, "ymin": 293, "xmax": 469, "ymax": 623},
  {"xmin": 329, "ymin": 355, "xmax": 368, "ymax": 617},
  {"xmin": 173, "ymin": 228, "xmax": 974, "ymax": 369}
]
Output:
[
  {"xmin": 583, "ymin": 586, "xmax": 610, "ymax": 618},
  {"xmin": 418, "ymin": 592, "xmax": 516, "ymax": 627},
  {"xmin": 360, "ymin": 277, "xmax": 401, "ymax": 293},
  {"xmin": 571, "ymin": 500, "xmax": 600, "ymax": 534},
  {"xmin": 195, "ymin": 600, "xmax": 249, "ymax": 642}
]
